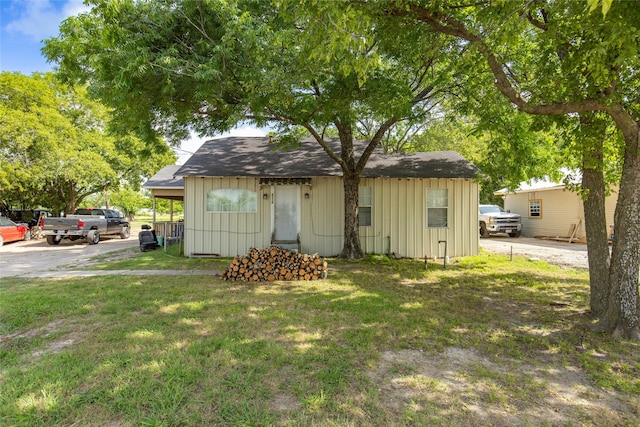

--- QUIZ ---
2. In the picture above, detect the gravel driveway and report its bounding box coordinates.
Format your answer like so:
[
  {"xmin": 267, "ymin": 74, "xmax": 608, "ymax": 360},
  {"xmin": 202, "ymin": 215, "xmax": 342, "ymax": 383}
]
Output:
[
  {"xmin": 0, "ymin": 234, "xmax": 139, "ymax": 279},
  {"xmin": 480, "ymin": 236, "xmax": 590, "ymax": 269},
  {"xmin": 1, "ymin": 233, "xmax": 591, "ymax": 279}
]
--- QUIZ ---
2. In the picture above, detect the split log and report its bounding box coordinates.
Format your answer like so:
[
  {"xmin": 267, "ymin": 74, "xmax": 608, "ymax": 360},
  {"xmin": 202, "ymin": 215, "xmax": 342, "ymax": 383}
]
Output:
[{"xmin": 222, "ymin": 246, "xmax": 328, "ymax": 282}]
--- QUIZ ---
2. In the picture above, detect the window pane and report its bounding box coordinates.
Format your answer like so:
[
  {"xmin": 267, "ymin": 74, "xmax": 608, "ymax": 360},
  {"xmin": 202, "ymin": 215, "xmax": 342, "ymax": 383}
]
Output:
[
  {"xmin": 529, "ymin": 200, "xmax": 541, "ymax": 217},
  {"xmin": 358, "ymin": 207, "xmax": 372, "ymax": 227},
  {"xmin": 359, "ymin": 186, "xmax": 372, "ymax": 206},
  {"xmin": 427, "ymin": 188, "xmax": 448, "ymax": 207},
  {"xmin": 428, "ymin": 207, "xmax": 448, "ymax": 228},
  {"xmin": 427, "ymin": 189, "xmax": 448, "ymax": 228},
  {"xmin": 359, "ymin": 186, "xmax": 372, "ymax": 226},
  {"xmin": 207, "ymin": 189, "xmax": 257, "ymax": 212}
]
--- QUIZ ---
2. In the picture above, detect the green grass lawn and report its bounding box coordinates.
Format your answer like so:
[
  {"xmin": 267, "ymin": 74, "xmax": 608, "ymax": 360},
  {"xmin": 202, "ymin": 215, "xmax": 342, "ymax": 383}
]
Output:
[
  {"xmin": 1, "ymin": 252, "xmax": 639, "ymax": 426},
  {"xmin": 83, "ymin": 243, "xmax": 224, "ymax": 271}
]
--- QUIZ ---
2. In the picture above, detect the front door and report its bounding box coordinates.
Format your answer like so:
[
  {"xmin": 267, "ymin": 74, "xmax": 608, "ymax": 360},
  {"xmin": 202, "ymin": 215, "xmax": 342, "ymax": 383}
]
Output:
[{"xmin": 273, "ymin": 186, "xmax": 300, "ymax": 243}]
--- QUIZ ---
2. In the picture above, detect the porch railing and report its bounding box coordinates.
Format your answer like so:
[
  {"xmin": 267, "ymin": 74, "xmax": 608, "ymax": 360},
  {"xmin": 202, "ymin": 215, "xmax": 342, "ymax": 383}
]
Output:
[{"xmin": 152, "ymin": 221, "xmax": 184, "ymax": 245}]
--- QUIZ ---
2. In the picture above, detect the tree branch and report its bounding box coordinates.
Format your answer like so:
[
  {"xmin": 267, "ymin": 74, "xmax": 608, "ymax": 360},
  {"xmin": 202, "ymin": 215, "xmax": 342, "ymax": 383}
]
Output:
[
  {"xmin": 403, "ymin": 5, "xmax": 612, "ymax": 117},
  {"xmin": 305, "ymin": 124, "xmax": 345, "ymax": 167},
  {"xmin": 526, "ymin": 10, "xmax": 548, "ymax": 31},
  {"xmin": 356, "ymin": 116, "xmax": 399, "ymax": 174}
]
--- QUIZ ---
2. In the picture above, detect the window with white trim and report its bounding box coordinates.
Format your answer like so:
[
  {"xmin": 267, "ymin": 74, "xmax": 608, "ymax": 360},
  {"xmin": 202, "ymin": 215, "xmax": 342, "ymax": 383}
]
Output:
[
  {"xmin": 207, "ymin": 189, "xmax": 257, "ymax": 212},
  {"xmin": 427, "ymin": 188, "xmax": 448, "ymax": 228},
  {"xmin": 529, "ymin": 199, "xmax": 541, "ymax": 218},
  {"xmin": 358, "ymin": 186, "xmax": 372, "ymax": 227}
]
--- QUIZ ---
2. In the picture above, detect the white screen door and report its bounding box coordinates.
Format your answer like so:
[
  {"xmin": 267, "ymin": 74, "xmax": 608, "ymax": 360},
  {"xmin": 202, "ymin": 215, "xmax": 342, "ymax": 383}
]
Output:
[{"xmin": 273, "ymin": 186, "xmax": 299, "ymax": 241}]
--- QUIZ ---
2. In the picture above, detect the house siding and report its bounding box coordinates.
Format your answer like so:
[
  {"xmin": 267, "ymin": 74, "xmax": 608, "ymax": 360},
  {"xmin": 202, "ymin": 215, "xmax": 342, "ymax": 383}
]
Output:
[
  {"xmin": 503, "ymin": 187, "xmax": 618, "ymax": 239},
  {"xmin": 184, "ymin": 176, "xmax": 479, "ymax": 258},
  {"xmin": 184, "ymin": 177, "xmax": 270, "ymax": 257},
  {"xmin": 359, "ymin": 177, "xmax": 478, "ymax": 258},
  {"xmin": 299, "ymin": 177, "xmax": 344, "ymax": 256}
]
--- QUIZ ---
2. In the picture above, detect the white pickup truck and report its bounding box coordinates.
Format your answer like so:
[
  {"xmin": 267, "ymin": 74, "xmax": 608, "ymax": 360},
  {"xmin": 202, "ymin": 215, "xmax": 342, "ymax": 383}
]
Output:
[
  {"xmin": 42, "ymin": 208, "xmax": 130, "ymax": 245},
  {"xmin": 479, "ymin": 204, "xmax": 522, "ymax": 238}
]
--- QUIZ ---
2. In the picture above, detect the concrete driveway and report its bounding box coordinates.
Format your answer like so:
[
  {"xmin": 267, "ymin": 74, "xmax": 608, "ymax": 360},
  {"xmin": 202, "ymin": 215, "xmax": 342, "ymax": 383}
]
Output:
[{"xmin": 0, "ymin": 234, "xmax": 139, "ymax": 279}]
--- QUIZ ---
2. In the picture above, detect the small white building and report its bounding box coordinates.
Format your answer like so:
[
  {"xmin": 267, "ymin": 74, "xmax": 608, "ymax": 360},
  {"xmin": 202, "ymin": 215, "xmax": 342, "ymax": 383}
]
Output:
[
  {"xmin": 496, "ymin": 179, "xmax": 618, "ymax": 240},
  {"xmin": 172, "ymin": 137, "xmax": 481, "ymax": 258}
]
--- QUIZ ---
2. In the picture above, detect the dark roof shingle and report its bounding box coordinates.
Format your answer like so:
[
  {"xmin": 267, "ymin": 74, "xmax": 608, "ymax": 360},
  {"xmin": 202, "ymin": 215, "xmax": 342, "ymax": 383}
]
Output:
[
  {"xmin": 142, "ymin": 165, "xmax": 184, "ymax": 189},
  {"xmin": 175, "ymin": 137, "xmax": 478, "ymax": 179}
]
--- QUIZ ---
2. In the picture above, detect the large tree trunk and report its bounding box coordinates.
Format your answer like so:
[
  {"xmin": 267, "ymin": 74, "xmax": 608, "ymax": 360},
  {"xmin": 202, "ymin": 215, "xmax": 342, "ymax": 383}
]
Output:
[
  {"xmin": 594, "ymin": 111, "xmax": 640, "ymax": 340},
  {"xmin": 341, "ymin": 172, "xmax": 365, "ymax": 259},
  {"xmin": 337, "ymin": 125, "xmax": 365, "ymax": 259},
  {"xmin": 402, "ymin": 3, "xmax": 640, "ymax": 339},
  {"xmin": 578, "ymin": 115, "xmax": 611, "ymax": 318},
  {"xmin": 309, "ymin": 116, "xmax": 396, "ymax": 260},
  {"xmin": 66, "ymin": 180, "xmax": 76, "ymax": 214},
  {"xmin": 582, "ymin": 166, "xmax": 610, "ymax": 317}
]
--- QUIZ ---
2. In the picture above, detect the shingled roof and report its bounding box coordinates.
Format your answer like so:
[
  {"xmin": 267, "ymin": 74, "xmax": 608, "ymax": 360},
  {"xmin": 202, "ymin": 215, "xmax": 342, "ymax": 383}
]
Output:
[
  {"xmin": 175, "ymin": 137, "xmax": 478, "ymax": 179},
  {"xmin": 143, "ymin": 165, "xmax": 184, "ymax": 189}
]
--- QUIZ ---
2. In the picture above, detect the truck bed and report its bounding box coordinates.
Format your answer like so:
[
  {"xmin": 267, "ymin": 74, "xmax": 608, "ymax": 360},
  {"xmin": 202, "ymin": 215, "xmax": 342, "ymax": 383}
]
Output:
[{"xmin": 42, "ymin": 215, "xmax": 102, "ymax": 231}]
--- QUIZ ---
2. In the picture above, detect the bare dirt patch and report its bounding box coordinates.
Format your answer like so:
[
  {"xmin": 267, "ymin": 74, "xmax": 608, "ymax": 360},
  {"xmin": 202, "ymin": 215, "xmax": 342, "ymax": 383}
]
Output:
[
  {"xmin": 368, "ymin": 348, "xmax": 636, "ymax": 425},
  {"xmin": 0, "ymin": 320, "xmax": 89, "ymax": 361},
  {"xmin": 76, "ymin": 245, "xmax": 140, "ymax": 268},
  {"xmin": 0, "ymin": 320, "xmax": 66, "ymax": 345}
]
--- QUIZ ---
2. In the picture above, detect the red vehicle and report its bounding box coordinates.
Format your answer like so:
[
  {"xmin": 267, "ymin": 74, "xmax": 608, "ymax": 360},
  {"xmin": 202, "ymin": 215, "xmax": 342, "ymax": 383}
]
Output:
[{"xmin": 0, "ymin": 216, "xmax": 31, "ymax": 246}]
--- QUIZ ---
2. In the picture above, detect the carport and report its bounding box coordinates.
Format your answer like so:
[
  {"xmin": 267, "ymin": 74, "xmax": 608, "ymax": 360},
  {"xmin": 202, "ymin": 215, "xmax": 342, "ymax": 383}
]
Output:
[{"xmin": 142, "ymin": 165, "xmax": 184, "ymax": 244}]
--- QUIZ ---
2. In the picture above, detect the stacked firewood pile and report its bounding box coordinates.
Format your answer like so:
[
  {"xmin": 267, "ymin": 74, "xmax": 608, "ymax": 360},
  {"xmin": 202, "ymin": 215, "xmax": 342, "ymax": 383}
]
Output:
[{"xmin": 222, "ymin": 246, "xmax": 328, "ymax": 281}]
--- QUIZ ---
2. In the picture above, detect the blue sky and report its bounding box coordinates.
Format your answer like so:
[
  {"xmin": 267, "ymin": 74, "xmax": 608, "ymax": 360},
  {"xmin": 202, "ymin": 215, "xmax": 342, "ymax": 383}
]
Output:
[
  {"xmin": 1, "ymin": 0, "xmax": 89, "ymax": 74},
  {"xmin": 0, "ymin": 0, "xmax": 264, "ymax": 162}
]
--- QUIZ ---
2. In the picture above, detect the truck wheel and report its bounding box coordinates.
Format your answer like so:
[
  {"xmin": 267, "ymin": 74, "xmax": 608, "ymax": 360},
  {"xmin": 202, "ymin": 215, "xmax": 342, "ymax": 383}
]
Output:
[
  {"xmin": 480, "ymin": 222, "xmax": 491, "ymax": 238},
  {"xmin": 509, "ymin": 231, "xmax": 521, "ymax": 238},
  {"xmin": 23, "ymin": 230, "xmax": 31, "ymax": 241},
  {"xmin": 87, "ymin": 230, "xmax": 100, "ymax": 245},
  {"xmin": 46, "ymin": 235, "xmax": 61, "ymax": 245},
  {"xmin": 120, "ymin": 226, "xmax": 130, "ymax": 239}
]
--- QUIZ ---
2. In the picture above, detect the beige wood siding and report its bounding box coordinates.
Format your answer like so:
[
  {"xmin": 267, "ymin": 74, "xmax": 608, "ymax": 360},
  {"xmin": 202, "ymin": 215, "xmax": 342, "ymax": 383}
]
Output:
[
  {"xmin": 505, "ymin": 190, "xmax": 583, "ymax": 238},
  {"xmin": 183, "ymin": 177, "xmax": 270, "ymax": 257},
  {"xmin": 185, "ymin": 176, "xmax": 479, "ymax": 258},
  {"xmin": 503, "ymin": 186, "xmax": 618, "ymax": 239}
]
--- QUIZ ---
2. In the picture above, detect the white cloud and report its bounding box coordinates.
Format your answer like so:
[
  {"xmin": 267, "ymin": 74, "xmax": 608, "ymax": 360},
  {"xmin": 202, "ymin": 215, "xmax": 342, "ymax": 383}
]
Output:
[{"xmin": 5, "ymin": 0, "xmax": 90, "ymax": 42}]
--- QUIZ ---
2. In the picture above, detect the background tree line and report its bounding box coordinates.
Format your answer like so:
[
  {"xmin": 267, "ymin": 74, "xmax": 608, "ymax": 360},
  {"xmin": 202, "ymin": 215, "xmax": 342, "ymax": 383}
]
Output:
[{"xmin": 0, "ymin": 72, "xmax": 176, "ymax": 216}]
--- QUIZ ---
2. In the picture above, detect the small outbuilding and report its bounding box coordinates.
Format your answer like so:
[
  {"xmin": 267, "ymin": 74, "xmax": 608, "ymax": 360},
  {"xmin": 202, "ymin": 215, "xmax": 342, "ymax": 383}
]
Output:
[
  {"xmin": 496, "ymin": 179, "xmax": 618, "ymax": 241},
  {"xmin": 173, "ymin": 137, "xmax": 480, "ymax": 258}
]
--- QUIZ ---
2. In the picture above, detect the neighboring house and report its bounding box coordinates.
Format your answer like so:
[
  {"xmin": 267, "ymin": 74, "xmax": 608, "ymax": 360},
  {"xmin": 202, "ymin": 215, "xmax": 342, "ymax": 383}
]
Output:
[
  {"xmin": 495, "ymin": 179, "xmax": 618, "ymax": 240},
  {"xmin": 172, "ymin": 137, "xmax": 479, "ymax": 258}
]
